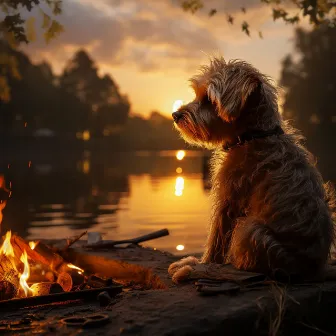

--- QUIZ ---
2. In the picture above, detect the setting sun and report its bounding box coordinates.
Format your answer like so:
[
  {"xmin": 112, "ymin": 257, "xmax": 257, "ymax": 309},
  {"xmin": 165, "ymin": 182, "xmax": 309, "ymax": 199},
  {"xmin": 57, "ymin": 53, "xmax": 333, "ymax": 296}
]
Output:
[
  {"xmin": 172, "ymin": 100, "xmax": 184, "ymax": 113},
  {"xmin": 176, "ymin": 150, "xmax": 186, "ymax": 161}
]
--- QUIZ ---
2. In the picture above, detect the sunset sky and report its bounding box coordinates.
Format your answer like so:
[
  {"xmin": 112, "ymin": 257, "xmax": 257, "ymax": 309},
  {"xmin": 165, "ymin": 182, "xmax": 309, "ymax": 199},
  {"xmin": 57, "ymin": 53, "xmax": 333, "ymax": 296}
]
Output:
[{"xmin": 23, "ymin": 0, "xmax": 307, "ymax": 117}]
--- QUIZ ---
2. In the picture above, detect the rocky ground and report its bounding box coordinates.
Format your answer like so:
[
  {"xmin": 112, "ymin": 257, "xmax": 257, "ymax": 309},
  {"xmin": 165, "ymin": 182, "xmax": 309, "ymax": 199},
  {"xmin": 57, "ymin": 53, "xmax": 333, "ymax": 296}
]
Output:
[{"xmin": 1, "ymin": 242, "xmax": 336, "ymax": 336}]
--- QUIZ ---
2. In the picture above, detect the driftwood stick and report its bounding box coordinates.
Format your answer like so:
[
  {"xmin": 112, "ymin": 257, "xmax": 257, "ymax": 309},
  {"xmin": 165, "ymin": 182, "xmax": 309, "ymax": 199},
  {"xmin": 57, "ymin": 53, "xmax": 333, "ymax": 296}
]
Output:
[
  {"xmin": 64, "ymin": 231, "xmax": 88, "ymax": 252},
  {"xmin": 0, "ymin": 285, "xmax": 123, "ymax": 311},
  {"xmin": 85, "ymin": 228, "xmax": 169, "ymax": 249}
]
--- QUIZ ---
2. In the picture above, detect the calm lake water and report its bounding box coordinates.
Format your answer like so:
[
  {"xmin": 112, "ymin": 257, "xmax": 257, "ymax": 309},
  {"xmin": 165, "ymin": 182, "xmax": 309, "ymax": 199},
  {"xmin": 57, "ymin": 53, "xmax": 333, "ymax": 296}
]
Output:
[{"xmin": 1, "ymin": 150, "xmax": 211, "ymax": 255}]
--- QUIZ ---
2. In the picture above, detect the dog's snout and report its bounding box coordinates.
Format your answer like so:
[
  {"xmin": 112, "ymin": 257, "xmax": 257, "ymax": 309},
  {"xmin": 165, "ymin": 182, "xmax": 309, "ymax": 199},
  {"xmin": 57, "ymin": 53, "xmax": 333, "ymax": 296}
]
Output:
[{"xmin": 172, "ymin": 111, "xmax": 183, "ymax": 122}]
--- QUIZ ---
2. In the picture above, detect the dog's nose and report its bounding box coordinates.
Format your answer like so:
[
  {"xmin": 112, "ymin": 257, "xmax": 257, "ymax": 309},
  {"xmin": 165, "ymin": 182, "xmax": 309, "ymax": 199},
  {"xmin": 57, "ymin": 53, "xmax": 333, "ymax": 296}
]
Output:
[{"xmin": 172, "ymin": 111, "xmax": 183, "ymax": 122}]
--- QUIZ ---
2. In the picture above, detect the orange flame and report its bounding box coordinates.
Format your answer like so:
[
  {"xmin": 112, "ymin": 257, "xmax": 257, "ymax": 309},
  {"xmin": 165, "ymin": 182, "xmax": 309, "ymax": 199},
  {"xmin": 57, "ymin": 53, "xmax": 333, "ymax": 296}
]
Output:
[
  {"xmin": 19, "ymin": 250, "xmax": 32, "ymax": 297},
  {"xmin": 67, "ymin": 263, "xmax": 84, "ymax": 275},
  {"xmin": 0, "ymin": 175, "xmax": 8, "ymax": 227},
  {"xmin": 29, "ymin": 241, "xmax": 38, "ymax": 250},
  {"xmin": 0, "ymin": 231, "xmax": 15, "ymax": 257}
]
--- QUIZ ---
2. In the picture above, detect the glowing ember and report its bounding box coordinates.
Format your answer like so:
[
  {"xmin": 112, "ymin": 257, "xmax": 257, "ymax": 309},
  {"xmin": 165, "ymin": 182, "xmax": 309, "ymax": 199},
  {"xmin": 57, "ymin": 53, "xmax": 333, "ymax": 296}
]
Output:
[
  {"xmin": 29, "ymin": 241, "xmax": 37, "ymax": 250},
  {"xmin": 172, "ymin": 99, "xmax": 184, "ymax": 113},
  {"xmin": 19, "ymin": 250, "xmax": 32, "ymax": 297},
  {"xmin": 0, "ymin": 231, "xmax": 15, "ymax": 257},
  {"xmin": 0, "ymin": 175, "xmax": 8, "ymax": 228},
  {"xmin": 68, "ymin": 263, "xmax": 84, "ymax": 275},
  {"xmin": 0, "ymin": 201, "xmax": 6, "ymax": 228},
  {"xmin": 176, "ymin": 150, "xmax": 186, "ymax": 161}
]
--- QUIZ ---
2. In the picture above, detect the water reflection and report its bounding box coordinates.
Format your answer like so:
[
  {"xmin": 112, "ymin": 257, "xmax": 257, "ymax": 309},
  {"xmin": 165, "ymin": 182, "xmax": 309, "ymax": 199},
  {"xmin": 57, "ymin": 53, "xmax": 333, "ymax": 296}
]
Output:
[
  {"xmin": 176, "ymin": 150, "xmax": 186, "ymax": 161},
  {"xmin": 175, "ymin": 176, "xmax": 185, "ymax": 197},
  {"xmin": 0, "ymin": 150, "xmax": 211, "ymax": 255}
]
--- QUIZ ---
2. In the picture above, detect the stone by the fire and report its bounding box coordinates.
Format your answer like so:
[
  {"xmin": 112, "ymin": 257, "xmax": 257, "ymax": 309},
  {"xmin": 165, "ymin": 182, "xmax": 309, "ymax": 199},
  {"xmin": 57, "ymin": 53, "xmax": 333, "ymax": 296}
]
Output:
[
  {"xmin": 97, "ymin": 291, "xmax": 111, "ymax": 307},
  {"xmin": 87, "ymin": 232, "xmax": 102, "ymax": 245}
]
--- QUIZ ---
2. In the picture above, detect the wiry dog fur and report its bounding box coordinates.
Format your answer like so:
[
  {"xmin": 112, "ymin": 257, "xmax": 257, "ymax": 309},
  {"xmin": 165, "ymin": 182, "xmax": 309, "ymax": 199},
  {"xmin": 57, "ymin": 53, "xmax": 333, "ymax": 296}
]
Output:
[{"xmin": 169, "ymin": 57, "xmax": 336, "ymax": 283}]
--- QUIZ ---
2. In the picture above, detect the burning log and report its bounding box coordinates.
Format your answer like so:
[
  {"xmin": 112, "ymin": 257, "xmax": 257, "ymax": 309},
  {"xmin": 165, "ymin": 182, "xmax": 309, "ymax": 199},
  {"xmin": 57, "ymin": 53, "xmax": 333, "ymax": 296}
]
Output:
[
  {"xmin": 11, "ymin": 235, "xmax": 66, "ymax": 272},
  {"xmin": 0, "ymin": 230, "xmax": 127, "ymax": 310},
  {"xmin": 0, "ymin": 280, "xmax": 17, "ymax": 301},
  {"xmin": 0, "ymin": 254, "xmax": 20, "ymax": 287},
  {"xmin": 0, "ymin": 232, "xmax": 93, "ymax": 301},
  {"xmin": 10, "ymin": 235, "xmax": 85, "ymax": 292},
  {"xmin": 28, "ymin": 264, "xmax": 56, "ymax": 283},
  {"xmin": 30, "ymin": 282, "xmax": 64, "ymax": 296},
  {"xmin": 56, "ymin": 272, "xmax": 74, "ymax": 292},
  {"xmin": 0, "ymin": 234, "xmax": 20, "ymax": 299}
]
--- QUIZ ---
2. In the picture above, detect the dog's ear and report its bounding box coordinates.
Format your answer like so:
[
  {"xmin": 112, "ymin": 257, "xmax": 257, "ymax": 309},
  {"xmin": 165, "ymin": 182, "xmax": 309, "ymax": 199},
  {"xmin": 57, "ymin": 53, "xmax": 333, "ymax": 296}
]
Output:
[{"xmin": 207, "ymin": 73, "xmax": 260, "ymax": 122}]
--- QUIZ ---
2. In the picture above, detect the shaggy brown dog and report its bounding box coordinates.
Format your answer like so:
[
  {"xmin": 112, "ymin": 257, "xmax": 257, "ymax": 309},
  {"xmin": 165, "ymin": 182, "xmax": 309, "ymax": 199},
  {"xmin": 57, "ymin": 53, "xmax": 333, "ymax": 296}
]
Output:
[{"xmin": 169, "ymin": 57, "xmax": 336, "ymax": 283}]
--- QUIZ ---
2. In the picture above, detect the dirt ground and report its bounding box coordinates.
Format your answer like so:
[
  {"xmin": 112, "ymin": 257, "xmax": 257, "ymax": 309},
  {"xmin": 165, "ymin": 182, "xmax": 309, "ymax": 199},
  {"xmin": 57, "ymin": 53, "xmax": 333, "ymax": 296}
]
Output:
[{"xmin": 1, "ymin": 242, "xmax": 336, "ymax": 336}]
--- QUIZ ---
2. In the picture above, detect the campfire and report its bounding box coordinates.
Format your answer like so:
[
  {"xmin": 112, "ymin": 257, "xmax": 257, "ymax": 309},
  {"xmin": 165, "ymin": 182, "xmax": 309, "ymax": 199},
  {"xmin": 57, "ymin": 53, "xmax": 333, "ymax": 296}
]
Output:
[
  {"xmin": 0, "ymin": 230, "xmax": 123, "ymax": 310},
  {"xmin": 0, "ymin": 177, "xmax": 167, "ymax": 312}
]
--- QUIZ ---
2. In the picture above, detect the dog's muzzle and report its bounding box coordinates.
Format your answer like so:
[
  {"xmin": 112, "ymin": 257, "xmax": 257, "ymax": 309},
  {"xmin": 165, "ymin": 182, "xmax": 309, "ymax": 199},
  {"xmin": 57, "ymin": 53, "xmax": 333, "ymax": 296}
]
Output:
[{"xmin": 172, "ymin": 111, "xmax": 183, "ymax": 123}]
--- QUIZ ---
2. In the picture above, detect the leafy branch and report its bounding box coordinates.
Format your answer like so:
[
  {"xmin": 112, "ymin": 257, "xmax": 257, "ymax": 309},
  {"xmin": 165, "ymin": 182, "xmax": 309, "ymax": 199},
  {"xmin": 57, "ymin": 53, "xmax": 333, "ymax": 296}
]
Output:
[
  {"xmin": 0, "ymin": 0, "xmax": 63, "ymax": 101},
  {"xmin": 0, "ymin": 0, "xmax": 63, "ymax": 44},
  {"xmin": 180, "ymin": 0, "xmax": 336, "ymax": 38}
]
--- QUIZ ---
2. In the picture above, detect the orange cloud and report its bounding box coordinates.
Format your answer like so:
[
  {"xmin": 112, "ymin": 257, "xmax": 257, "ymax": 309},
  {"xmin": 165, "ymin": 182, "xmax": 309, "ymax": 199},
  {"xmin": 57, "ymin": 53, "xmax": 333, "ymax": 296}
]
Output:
[{"xmin": 20, "ymin": 0, "xmax": 303, "ymax": 115}]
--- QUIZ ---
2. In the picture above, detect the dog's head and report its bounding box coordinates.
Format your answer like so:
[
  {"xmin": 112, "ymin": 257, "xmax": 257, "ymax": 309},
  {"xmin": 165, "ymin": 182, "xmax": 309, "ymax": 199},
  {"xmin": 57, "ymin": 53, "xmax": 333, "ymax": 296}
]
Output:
[{"xmin": 172, "ymin": 57, "xmax": 280, "ymax": 149}]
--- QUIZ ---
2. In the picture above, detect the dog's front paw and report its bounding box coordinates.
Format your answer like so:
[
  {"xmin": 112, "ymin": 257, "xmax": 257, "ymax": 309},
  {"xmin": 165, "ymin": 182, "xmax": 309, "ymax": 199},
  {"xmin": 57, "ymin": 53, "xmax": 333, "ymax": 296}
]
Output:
[{"xmin": 168, "ymin": 256, "xmax": 199, "ymax": 284}]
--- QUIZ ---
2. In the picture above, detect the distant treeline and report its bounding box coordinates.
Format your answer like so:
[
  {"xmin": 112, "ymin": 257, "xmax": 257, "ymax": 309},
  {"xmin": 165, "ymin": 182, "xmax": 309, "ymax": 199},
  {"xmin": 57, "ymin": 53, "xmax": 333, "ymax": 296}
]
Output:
[
  {"xmin": 0, "ymin": 42, "xmax": 185, "ymax": 150},
  {"xmin": 1, "ymin": 22, "xmax": 336, "ymax": 178}
]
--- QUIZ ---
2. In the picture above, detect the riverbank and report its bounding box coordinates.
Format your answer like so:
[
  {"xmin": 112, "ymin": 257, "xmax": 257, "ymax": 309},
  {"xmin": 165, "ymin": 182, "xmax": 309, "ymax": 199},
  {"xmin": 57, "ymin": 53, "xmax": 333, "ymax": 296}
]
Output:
[{"xmin": 1, "ymin": 242, "xmax": 336, "ymax": 335}]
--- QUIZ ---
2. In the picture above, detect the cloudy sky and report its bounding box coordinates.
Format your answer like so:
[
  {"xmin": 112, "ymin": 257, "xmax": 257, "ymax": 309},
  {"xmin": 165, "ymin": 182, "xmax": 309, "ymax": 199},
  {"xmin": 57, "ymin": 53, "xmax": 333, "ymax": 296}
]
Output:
[{"xmin": 23, "ymin": 0, "xmax": 305, "ymax": 117}]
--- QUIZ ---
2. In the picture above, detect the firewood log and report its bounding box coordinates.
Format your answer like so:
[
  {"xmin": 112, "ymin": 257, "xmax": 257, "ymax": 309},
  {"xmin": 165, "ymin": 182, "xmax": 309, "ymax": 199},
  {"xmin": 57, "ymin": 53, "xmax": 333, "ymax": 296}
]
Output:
[{"xmin": 11, "ymin": 235, "xmax": 67, "ymax": 273}]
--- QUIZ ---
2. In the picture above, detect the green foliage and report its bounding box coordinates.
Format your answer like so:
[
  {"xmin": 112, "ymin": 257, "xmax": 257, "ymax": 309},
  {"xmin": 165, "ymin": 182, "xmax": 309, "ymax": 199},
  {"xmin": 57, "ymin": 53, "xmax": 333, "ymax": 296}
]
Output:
[
  {"xmin": 180, "ymin": 0, "xmax": 204, "ymax": 14},
  {"xmin": 181, "ymin": 0, "xmax": 336, "ymax": 37},
  {"xmin": 43, "ymin": 19, "xmax": 63, "ymax": 43},
  {"xmin": 0, "ymin": 0, "xmax": 63, "ymax": 43},
  {"xmin": 242, "ymin": 21, "xmax": 250, "ymax": 36},
  {"xmin": 0, "ymin": 0, "xmax": 63, "ymax": 101}
]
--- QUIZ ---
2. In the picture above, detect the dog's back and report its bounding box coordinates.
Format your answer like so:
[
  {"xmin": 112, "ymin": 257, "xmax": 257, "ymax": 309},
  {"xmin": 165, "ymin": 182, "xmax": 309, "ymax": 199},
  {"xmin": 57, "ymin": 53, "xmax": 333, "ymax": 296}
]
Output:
[
  {"xmin": 170, "ymin": 57, "xmax": 336, "ymax": 282},
  {"xmin": 208, "ymin": 122, "xmax": 336, "ymax": 279}
]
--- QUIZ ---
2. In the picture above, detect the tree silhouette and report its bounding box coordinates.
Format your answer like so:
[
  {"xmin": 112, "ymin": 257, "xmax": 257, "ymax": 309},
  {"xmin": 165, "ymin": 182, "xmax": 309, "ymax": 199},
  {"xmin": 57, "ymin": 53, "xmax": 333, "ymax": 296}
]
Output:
[
  {"xmin": 60, "ymin": 50, "xmax": 100, "ymax": 107},
  {"xmin": 280, "ymin": 23, "xmax": 336, "ymax": 179},
  {"xmin": 59, "ymin": 50, "xmax": 130, "ymax": 137},
  {"xmin": 0, "ymin": 41, "xmax": 90, "ymax": 136}
]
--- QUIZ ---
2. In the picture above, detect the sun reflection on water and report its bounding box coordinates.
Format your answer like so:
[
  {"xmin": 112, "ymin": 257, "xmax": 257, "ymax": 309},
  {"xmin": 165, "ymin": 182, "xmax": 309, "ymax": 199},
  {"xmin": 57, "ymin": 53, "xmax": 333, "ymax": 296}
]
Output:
[
  {"xmin": 26, "ymin": 151, "xmax": 212, "ymax": 256},
  {"xmin": 175, "ymin": 176, "xmax": 185, "ymax": 196}
]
